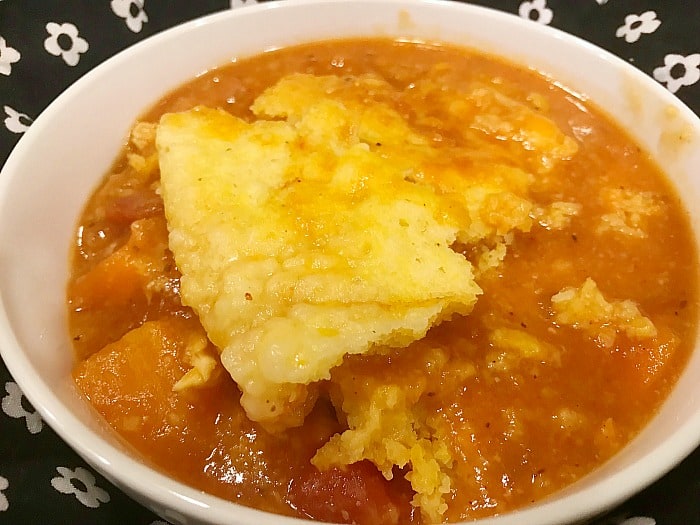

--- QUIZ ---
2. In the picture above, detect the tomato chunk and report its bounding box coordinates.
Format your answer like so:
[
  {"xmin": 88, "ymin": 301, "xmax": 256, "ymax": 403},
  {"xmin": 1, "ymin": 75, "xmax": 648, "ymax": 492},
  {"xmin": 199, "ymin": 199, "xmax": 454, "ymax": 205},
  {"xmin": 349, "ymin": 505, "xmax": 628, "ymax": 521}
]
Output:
[
  {"xmin": 105, "ymin": 189, "xmax": 164, "ymax": 224},
  {"xmin": 288, "ymin": 461, "xmax": 416, "ymax": 525}
]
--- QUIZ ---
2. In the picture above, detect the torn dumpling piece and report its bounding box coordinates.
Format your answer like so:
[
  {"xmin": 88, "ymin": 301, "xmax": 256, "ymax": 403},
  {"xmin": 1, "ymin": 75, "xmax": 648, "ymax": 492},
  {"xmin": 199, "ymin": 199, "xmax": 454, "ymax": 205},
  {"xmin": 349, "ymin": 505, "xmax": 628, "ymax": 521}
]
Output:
[
  {"xmin": 156, "ymin": 77, "xmax": 485, "ymax": 430},
  {"xmin": 551, "ymin": 277, "xmax": 657, "ymax": 346}
]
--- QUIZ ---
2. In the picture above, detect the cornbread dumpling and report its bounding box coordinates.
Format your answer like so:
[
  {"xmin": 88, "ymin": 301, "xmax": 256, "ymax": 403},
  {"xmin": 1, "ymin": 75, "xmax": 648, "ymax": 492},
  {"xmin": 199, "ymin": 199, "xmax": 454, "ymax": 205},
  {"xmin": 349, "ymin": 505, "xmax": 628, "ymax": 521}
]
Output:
[
  {"xmin": 464, "ymin": 87, "xmax": 579, "ymax": 172},
  {"xmin": 534, "ymin": 201, "xmax": 582, "ymax": 230},
  {"xmin": 172, "ymin": 330, "xmax": 220, "ymax": 392},
  {"xmin": 597, "ymin": 188, "xmax": 664, "ymax": 238},
  {"xmin": 157, "ymin": 96, "xmax": 481, "ymax": 429},
  {"xmin": 407, "ymin": 67, "xmax": 579, "ymax": 174},
  {"xmin": 487, "ymin": 327, "xmax": 562, "ymax": 371},
  {"xmin": 313, "ymin": 343, "xmax": 456, "ymax": 523},
  {"xmin": 130, "ymin": 121, "xmax": 158, "ymax": 151},
  {"xmin": 552, "ymin": 278, "xmax": 657, "ymax": 346}
]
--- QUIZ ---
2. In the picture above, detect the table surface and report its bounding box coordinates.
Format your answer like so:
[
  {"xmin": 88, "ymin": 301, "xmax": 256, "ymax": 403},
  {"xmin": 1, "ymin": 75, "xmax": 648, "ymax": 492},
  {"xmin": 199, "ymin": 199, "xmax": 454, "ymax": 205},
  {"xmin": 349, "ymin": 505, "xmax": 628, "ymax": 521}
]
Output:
[{"xmin": 0, "ymin": 1, "xmax": 698, "ymax": 524}]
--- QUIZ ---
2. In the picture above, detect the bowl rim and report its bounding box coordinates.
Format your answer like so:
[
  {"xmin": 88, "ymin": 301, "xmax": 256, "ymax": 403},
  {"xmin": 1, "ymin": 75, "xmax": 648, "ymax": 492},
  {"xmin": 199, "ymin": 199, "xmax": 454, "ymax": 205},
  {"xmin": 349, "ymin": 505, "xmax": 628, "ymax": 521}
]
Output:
[{"xmin": 0, "ymin": 1, "xmax": 699, "ymax": 524}]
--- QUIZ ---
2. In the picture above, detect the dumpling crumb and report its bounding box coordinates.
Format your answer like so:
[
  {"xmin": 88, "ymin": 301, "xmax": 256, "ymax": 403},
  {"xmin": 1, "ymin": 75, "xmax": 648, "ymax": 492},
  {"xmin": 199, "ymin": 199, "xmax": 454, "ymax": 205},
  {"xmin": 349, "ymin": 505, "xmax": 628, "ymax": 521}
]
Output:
[
  {"xmin": 597, "ymin": 188, "xmax": 663, "ymax": 238},
  {"xmin": 551, "ymin": 277, "xmax": 657, "ymax": 346}
]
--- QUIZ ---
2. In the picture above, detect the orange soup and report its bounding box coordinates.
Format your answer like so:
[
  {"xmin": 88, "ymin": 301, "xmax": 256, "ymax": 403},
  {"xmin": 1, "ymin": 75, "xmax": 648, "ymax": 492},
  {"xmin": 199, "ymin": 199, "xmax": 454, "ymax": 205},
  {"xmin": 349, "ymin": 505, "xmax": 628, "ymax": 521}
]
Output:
[{"xmin": 67, "ymin": 39, "xmax": 697, "ymax": 524}]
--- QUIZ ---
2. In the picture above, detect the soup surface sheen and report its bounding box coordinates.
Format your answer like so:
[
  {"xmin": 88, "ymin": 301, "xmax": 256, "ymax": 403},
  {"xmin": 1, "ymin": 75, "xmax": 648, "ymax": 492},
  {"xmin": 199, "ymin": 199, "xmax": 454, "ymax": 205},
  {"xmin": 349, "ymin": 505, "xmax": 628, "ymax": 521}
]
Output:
[{"xmin": 68, "ymin": 39, "xmax": 697, "ymax": 524}]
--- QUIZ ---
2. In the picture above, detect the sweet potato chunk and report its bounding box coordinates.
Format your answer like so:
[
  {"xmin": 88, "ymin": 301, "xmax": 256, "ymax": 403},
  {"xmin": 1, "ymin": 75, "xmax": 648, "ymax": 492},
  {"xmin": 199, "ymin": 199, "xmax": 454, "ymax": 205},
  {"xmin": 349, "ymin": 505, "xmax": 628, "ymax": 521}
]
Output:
[
  {"xmin": 68, "ymin": 217, "xmax": 184, "ymax": 358},
  {"xmin": 73, "ymin": 317, "xmax": 218, "ymax": 435}
]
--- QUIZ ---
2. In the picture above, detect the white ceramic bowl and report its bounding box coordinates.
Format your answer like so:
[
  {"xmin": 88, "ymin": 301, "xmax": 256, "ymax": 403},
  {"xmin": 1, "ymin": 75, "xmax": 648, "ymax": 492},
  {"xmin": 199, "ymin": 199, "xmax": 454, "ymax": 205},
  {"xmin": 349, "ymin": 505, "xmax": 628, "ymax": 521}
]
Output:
[{"xmin": 0, "ymin": 1, "xmax": 699, "ymax": 524}]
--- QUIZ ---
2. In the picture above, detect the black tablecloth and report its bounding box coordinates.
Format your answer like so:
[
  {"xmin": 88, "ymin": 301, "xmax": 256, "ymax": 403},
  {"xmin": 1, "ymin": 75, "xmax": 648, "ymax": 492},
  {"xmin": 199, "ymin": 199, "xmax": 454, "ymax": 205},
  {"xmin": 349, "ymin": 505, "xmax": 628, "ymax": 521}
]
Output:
[{"xmin": 0, "ymin": 1, "xmax": 698, "ymax": 524}]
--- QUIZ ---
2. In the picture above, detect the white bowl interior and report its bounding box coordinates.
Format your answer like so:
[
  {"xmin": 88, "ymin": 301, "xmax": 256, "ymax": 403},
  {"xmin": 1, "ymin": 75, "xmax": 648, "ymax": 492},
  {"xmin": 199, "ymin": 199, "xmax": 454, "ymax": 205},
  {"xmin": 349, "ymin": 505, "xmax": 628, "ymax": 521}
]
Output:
[{"xmin": 0, "ymin": 1, "xmax": 698, "ymax": 524}]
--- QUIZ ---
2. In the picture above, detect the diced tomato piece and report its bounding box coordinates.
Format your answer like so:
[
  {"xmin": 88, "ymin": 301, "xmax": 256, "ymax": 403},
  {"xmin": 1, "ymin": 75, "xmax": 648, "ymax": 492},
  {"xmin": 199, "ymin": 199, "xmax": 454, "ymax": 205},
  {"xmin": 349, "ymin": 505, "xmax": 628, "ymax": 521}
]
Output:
[
  {"xmin": 69, "ymin": 217, "xmax": 171, "ymax": 309},
  {"xmin": 104, "ymin": 190, "xmax": 164, "ymax": 224},
  {"xmin": 288, "ymin": 461, "xmax": 416, "ymax": 525}
]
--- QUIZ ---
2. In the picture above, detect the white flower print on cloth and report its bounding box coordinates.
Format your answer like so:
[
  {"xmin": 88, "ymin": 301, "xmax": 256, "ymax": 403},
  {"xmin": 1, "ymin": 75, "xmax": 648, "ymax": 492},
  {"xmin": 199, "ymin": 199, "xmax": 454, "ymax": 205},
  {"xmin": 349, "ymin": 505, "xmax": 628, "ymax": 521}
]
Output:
[
  {"xmin": 3, "ymin": 106, "xmax": 32, "ymax": 134},
  {"xmin": 653, "ymin": 53, "xmax": 700, "ymax": 94},
  {"xmin": 616, "ymin": 11, "xmax": 661, "ymax": 43},
  {"xmin": 111, "ymin": 0, "xmax": 148, "ymax": 33},
  {"xmin": 0, "ymin": 476, "xmax": 8, "ymax": 512},
  {"xmin": 619, "ymin": 518, "xmax": 656, "ymax": 525},
  {"xmin": 0, "ymin": 36, "xmax": 20, "ymax": 76},
  {"xmin": 518, "ymin": 0, "xmax": 553, "ymax": 25},
  {"xmin": 44, "ymin": 22, "xmax": 89, "ymax": 66},
  {"xmin": 1, "ymin": 381, "xmax": 42, "ymax": 433},
  {"xmin": 51, "ymin": 467, "xmax": 110, "ymax": 508},
  {"xmin": 231, "ymin": 0, "xmax": 258, "ymax": 8},
  {"xmin": 596, "ymin": 0, "xmax": 610, "ymax": 4}
]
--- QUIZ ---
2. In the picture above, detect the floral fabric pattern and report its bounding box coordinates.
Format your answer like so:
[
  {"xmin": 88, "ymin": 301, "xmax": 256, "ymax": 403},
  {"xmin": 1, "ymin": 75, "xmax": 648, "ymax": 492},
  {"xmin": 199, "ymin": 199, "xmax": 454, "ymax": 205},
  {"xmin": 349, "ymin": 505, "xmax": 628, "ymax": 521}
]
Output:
[
  {"xmin": 653, "ymin": 53, "xmax": 700, "ymax": 94},
  {"xmin": 111, "ymin": 0, "xmax": 149, "ymax": 33},
  {"xmin": 51, "ymin": 467, "xmax": 111, "ymax": 508},
  {"xmin": 2, "ymin": 106, "xmax": 32, "ymax": 134},
  {"xmin": 0, "ymin": 476, "xmax": 8, "ymax": 512},
  {"xmin": 231, "ymin": 0, "xmax": 258, "ymax": 7},
  {"xmin": 43, "ymin": 22, "xmax": 88, "ymax": 66},
  {"xmin": 616, "ymin": 11, "xmax": 662, "ymax": 43},
  {"xmin": 1, "ymin": 381, "xmax": 42, "ymax": 434},
  {"xmin": 518, "ymin": 0, "xmax": 553, "ymax": 25},
  {"xmin": 0, "ymin": 37, "xmax": 19, "ymax": 76},
  {"xmin": 619, "ymin": 518, "xmax": 656, "ymax": 525},
  {"xmin": 0, "ymin": 1, "xmax": 697, "ymax": 524}
]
